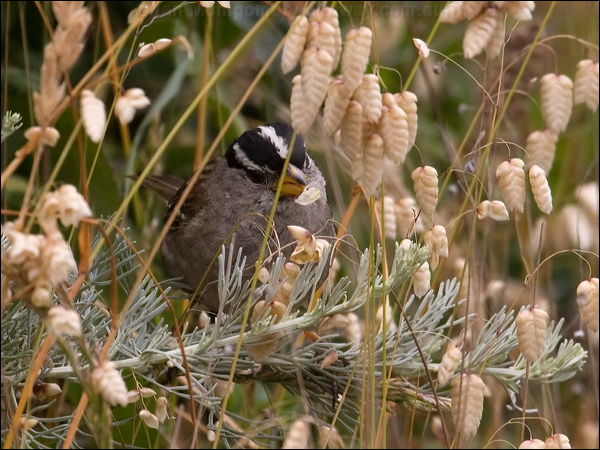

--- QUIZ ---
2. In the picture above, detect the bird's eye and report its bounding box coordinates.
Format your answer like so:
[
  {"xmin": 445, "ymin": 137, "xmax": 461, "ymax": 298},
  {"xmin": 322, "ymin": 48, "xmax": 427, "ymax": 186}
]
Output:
[{"xmin": 245, "ymin": 169, "xmax": 264, "ymax": 185}]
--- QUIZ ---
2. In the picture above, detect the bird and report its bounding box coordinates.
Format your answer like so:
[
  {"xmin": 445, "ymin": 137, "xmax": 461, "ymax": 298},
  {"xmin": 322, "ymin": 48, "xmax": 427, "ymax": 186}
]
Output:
[{"xmin": 140, "ymin": 122, "xmax": 335, "ymax": 313}]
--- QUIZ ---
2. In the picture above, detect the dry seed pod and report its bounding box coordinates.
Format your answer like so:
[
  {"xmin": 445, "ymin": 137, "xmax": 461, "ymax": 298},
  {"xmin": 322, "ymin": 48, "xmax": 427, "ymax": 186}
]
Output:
[
  {"xmin": 516, "ymin": 307, "xmax": 549, "ymax": 363},
  {"xmin": 320, "ymin": 349, "xmax": 339, "ymax": 369},
  {"xmin": 376, "ymin": 301, "xmax": 397, "ymax": 333},
  {"xmin": 340, "ymin": 101, "xmax": 363, "ymax": 161},
  {"xmin": 485, "ymin": 11, "xmax": 505, "ymax": 59},
  {"xmin": 309, "ymin": 7, "xmax": 342, "ymax": 67},
  {"xmin": 155, "ymin": 397, "xmax": 168, "ymax": 424},
  {"xmin": 307, "ymin": 21, "xmax": 337, "ymax": 66},
  {"xmin": 358, "ymin": 132, "xmax": 385, "ymax": 196},
  {"xmin": 463, "ymin": 7, "xmax": 500, "ymax": 59},
  {"xmin": 540, "ymin": 73, "xmax": 573, "ymax": 134},
  {"xmin": 300, "ymin": 47, "xmax": 333, "ymax": 111},
  {"xmin": 281, "ymin": 15, "xmax": 309, "ymax": 74},
  {"xmin": 273, "ymin": 262, "xmax": 301, "ymax": 306},
  {"xmin": 525, "ymin": 130, "xmax": 558, "ymax": 172},
  {"xmin": 341, "ymin": 27, "xmax": 373, "ymax": 94},
  {"xmin": 20, "ymin": 417, "xmax": 39, "ymax": 431},
  {"xmin": 137, "ymin": 39, "xmax": 172, "ymax": 58},
  {"xmin": 379, "ymin": 96, "xmax": 410, "ymax": 166},
  {"xmin": 440, "ymin": 2, "xmax": 466, "ymax": 23},
  {"xmin": 545, "ymin": 434, "xmax": 571, "ymax": 449},
  {"xmin": 317, "ymin": 425, "xmax": 344, "ymax": 449},
  {"xmin": 322, "ymin": 77, "xmax": 351, "ymax": 135},
  {"xmin": 395, "ymin": 197, "xmax": 422, "ymax": 238},
  {"xmin": 477, "ymin": 200, "xmax": 510, "ymax": 221},
  {"xmin": 258, "ymin": 266, "xmax": 270, "ymax": 284},
  {"xmin": 80, "ymin": 90, "xmax": 106, "ymax": 143},
  {"xmin": 462, "ymin": 1, "xmax": 488, "ymax": 20},
  {"xmin": 394, "ymin": 91, "xmax": 418, "ymax": 149},
  {"xmin": 282, "ymin": 416, "xmax": 313, "ymax": 449},
  {"xmin": 412, "ymin": 38, "xmax": 430, "ymax": 58},
  {"xmin": 451, "ymin": 374, "xmax": 486, "ymax": 441},
  {"xmin": 24, "ymin": 126, "xmax": 60, "ymax": 147},
  {"xmin": 413, "ymin": 261, "xmax": 431, "ymax": 298},
  {"xmin": 353, "ymin": 74, "xmax": 382, "ymax": 123},
  {"xmin": 245, "ymin": 300, "xmax": 286, "ymax": 363},
  {"xmin": 437, "ymin": 342, "xmax": 462, "ymax": 385},
  {"xmin": 529, "ymin": 165, "xmax": 553, "ymax": 214},
  {"xmin": 379, "ymin": 196, "xmax": 397, "ymax": 239},
  {"xmin": 576, "ymin": 278, "xmax": 599, "ymax": 333},
  {"xmin": 91, "ymin": 361, "xmax": 129, "ymax": 407},
  {"xmin": 496, "ymin": 158, "xmax": 525, "ymax": 213},
  {"xmin": 318, "ymin": 313, "xmax": 350, "ymax": 336},
  {"xmin": 290, "ymin": 75, "xmax": 316, "ymax": 134},
  {"xmin": 411, "ymin": 165, "xmax": 439, "ymax": 220},
  {"xmin": 33, "ymin": 381, "xmax": 62, "ymax": 400},
  {"xmin": 573, "ymin": 59, "xmax": 599, "ymax": 112},
  {"xmin": 489, "ymin": 200, "xmax": 510, "ymax": 220},
  {"xmin": 344, "ymin": 312, "xmax": 363, "ymax": 345},
  {"xmin": 476, "ymin": 200, "xmax": 492, "ymax": 219},
  {"xmin": 500, "ymin": 1, "xmax": 535, "ymax": 21},
  {"xmin": 518, "ymin": 439, "xmax": 547, "ymax": 449},
  {"xmin": 115, "ymin": 88, "xmax": 151, "ymax": 125},
  {"xmin": 139, "ymin": 409, "xmax": 160, "ymax": 429},
  {"xmin": 424, "ymin": 225, "xmax": 449, "ymax": 269}
]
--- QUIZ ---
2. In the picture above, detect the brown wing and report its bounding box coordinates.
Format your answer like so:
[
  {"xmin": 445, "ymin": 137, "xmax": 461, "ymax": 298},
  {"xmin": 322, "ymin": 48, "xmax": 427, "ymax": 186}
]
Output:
[
  {"xmin": 137, "ymin": 174, "xmax": 184, "ymax": 201},
  {"xmin": 164, "ymin": 161, "xmax": 219, "ymax": 230}
]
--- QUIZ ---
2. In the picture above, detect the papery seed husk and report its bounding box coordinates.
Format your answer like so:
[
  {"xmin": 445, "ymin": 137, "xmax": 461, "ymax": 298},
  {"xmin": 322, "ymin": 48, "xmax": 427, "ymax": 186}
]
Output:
[
  {"xmin": 341, "ymin": 27, "xmax": 373, "ymax": 94},
  {"xmin": 463, "ymin": 7, "xmax": 500, "ymax": 59},
  {"xmin": 281, "ymin": 15, "xmax": 309, "ymax": 74},
  {"xmin": 540, "ymin": 73, "xmax": 573, "ymax": 134}
]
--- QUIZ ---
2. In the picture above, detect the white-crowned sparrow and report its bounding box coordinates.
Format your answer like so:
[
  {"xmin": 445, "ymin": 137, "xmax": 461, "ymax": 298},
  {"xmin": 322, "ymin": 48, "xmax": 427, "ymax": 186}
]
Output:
[{"xmin": 142, "ymin": 122, "xmax": 335, "ymax": 313}]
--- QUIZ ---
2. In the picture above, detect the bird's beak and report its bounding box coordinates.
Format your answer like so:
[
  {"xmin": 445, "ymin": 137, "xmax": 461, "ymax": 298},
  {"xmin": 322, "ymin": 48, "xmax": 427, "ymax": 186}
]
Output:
[{"xmin": 275, "ymin": 164, "xmax": 307, "ymax": 196}]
